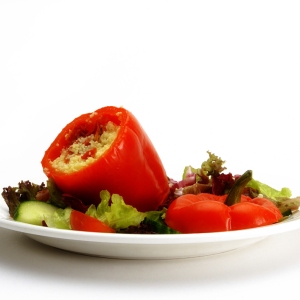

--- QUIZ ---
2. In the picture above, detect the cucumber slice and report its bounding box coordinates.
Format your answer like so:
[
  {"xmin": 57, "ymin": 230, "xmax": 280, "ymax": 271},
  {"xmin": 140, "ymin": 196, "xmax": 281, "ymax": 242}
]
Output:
[{"xmin": 14, "ymin": 201, "xmax": 58, "ymax": 226}]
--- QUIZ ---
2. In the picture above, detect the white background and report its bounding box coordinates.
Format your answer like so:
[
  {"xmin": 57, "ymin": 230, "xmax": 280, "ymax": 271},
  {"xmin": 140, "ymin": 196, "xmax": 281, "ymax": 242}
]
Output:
[{"xmin": 0, "ymin": 1, "xmax": 300, "ymax": 299}]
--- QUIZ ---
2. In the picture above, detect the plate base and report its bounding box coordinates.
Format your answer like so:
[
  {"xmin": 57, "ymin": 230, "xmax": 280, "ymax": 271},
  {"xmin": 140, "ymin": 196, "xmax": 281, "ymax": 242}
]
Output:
[{"xmin": 25, "ymin": 233, "xmax": 266, "ymax": 259}]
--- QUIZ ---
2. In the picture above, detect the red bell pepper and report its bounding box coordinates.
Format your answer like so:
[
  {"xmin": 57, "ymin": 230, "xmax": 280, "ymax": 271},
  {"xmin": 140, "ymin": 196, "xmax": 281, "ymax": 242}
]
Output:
[
  {"xmin": 230, "ymin": 196, "xmax": 283, "ymax": 230},
  {"xmin": 165, "ymin": 171, "xmax": 283, "ymax": 233},
  {"xmin": 165, "ymin": 194, "xmax": 231, "ymax": 233},
  {"xmin": 41, "ymin": 106, "xmax": 170, "ymax": 212},
  {"xmin": 165, "ymin": 193, "xmax": 283, "ymax": 233}
]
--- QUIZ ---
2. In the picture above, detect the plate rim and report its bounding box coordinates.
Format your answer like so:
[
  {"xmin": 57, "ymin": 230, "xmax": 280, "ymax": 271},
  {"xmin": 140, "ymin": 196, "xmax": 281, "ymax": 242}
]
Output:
[{"xmin": 1, "ymin": 207, "xmax": 300, "ymax": 245}]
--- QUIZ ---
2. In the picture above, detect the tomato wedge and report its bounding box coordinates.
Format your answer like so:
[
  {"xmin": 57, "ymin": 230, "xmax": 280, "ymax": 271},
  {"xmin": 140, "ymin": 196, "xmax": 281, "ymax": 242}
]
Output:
[{"xmin": 70, "ymin": 210, "xmax": 115, "ymax": 233}]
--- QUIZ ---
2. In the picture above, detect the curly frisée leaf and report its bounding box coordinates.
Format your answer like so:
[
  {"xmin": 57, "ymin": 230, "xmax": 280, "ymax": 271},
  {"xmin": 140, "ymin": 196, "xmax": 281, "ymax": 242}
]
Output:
[
  {"xmin": 201, "ymin": 151, "xmax": 226, "ymax": 177},
  {"xmin": 86, "ymin": 190, "xmax": 146, "ymax": 231}
]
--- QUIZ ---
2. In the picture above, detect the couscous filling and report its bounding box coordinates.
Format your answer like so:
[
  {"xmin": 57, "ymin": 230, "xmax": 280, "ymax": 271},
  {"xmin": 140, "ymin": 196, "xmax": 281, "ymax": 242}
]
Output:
[{"xmin": 51, "ymin": 121, "xmax": 119, "ymax": 173}]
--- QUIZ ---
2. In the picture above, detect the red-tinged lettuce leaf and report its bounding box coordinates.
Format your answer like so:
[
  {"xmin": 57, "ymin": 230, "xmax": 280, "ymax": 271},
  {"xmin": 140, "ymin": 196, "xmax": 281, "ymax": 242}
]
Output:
[
  {"xmin": 2, "ymin": 181, "xmax": 47, "ymax": 217},
  {"xmin": 61, "ymin": 194, "xmax": 90, "ymax": 213},
  {"xmin": 212, "ymin": 173, "xmax": 236, "ymax": 195}
]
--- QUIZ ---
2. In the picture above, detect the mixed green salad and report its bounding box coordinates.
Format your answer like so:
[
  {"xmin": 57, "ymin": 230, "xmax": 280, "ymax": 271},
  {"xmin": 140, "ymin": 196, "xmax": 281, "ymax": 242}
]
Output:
[{"xmin": 2, "ymin": 151, "xmax": 300, "ymax": 234}]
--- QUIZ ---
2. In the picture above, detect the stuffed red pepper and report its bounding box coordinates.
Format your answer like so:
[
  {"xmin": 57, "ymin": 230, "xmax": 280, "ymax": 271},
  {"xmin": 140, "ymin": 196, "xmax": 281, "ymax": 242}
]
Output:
[{"xmin": 41, "ymin": 106, "xmax": 170, "ymax": 212}]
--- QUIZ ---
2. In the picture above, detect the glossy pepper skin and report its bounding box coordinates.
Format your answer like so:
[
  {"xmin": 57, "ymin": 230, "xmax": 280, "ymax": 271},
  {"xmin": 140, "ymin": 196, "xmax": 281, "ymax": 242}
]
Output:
[
  {"xmin": 41, "ymin": 106, "xmax": 170, "ymax": 212},
  {"xmin": 165, "ymin": 193, "xmax": 283, "ymax": 233}
]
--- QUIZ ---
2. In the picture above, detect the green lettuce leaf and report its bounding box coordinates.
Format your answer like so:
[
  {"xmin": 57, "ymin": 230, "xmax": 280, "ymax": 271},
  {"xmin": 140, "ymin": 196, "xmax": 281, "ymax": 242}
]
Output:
[
  {"xmin": 86, "ymin": 190, "xmax": 146, "ymax": 230},
  {"xmin": 246, "ymin": 179, "xmax": 292, "ymax": 200},
  {"xmin": 144, "ymin": 208, "xmax": 179, "ymax": 234},
  {"xmin": 45, "ymin": 207, "xmax": 72, "ymax": 229}
]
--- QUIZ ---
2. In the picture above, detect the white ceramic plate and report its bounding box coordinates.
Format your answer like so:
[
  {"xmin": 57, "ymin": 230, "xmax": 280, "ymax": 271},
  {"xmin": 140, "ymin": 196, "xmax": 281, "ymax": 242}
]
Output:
[{"xmin": 1, "ymin": 206, "xmax": 300, "ymax": 259}]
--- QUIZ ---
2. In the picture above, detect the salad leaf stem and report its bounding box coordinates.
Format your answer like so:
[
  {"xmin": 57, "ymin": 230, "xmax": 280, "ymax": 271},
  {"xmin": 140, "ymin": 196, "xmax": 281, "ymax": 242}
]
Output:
[{"xmin": 225, "ymin": 170, "xmax": 252, "ymax": 206}]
